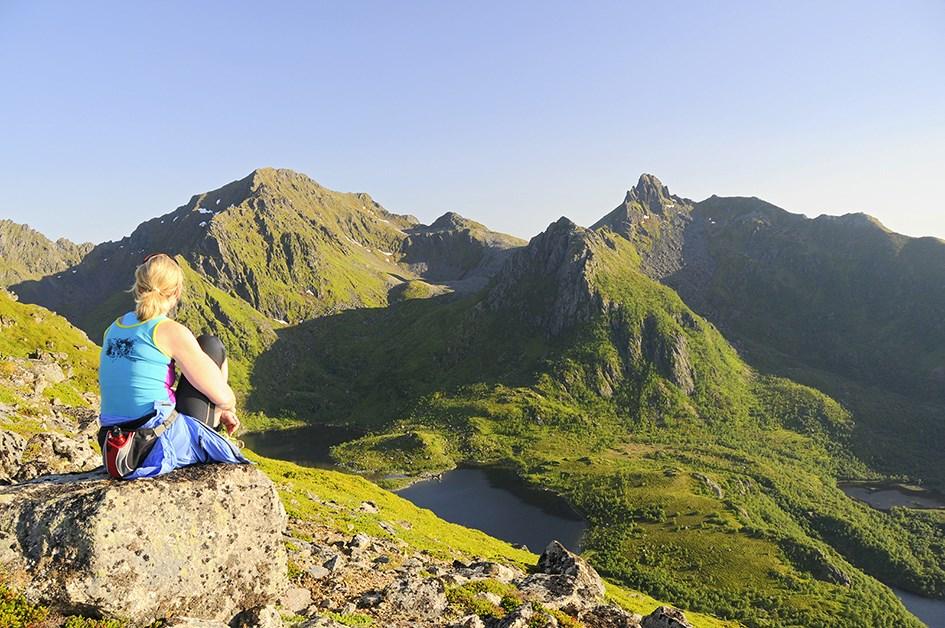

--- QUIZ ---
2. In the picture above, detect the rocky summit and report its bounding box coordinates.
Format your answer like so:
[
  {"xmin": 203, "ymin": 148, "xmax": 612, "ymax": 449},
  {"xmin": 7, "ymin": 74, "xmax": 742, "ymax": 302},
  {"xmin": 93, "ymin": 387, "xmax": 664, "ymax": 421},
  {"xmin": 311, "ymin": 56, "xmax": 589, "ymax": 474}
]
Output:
[{"xmin": 0, "ymin": 464, "xmax": 288, "ymax": 624}]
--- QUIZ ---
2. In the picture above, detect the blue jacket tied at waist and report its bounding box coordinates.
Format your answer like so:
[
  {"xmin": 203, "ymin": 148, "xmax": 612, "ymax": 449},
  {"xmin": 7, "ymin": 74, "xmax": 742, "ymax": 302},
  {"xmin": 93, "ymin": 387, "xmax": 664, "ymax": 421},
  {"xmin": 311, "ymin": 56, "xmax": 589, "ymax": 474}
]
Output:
[{"xmin": 100, "ymin": 401, "xmax": 248, "ymax": 479}]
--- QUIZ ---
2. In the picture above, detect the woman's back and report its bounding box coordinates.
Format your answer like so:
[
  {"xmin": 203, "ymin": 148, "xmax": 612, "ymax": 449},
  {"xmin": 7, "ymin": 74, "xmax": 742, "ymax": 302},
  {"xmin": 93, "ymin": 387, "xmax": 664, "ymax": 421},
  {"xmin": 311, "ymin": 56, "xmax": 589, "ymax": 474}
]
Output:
[{"xmin": 99, "ymin": 311, "xmax": 176, "ymax": 421}]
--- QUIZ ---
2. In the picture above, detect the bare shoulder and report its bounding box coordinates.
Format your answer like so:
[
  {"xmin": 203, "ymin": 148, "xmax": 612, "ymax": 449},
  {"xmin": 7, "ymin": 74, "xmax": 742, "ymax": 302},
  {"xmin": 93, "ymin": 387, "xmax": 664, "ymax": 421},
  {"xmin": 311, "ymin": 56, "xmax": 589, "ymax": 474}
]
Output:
[
  {"xmin": 156, "ymin": 318, "xmax": 191, "ymax": 338},
  {"xmin": 154, "ymin": 319, "xmax": 196, "ymax": 353}
]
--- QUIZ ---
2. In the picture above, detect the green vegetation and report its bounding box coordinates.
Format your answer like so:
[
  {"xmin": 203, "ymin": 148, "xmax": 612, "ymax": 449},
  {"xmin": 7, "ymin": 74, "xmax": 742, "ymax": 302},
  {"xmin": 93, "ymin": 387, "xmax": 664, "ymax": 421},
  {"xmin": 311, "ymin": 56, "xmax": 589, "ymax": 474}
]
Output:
[
  {"xmin": 319, "ymin": 610, "xmax": 374, "ymax": 626},
  {"xmin": 0, "ymin": 289, "xmax": 99, "ymax": 391},
  {"xmin": 5, "ymin": 169, "xmax": 943, "ymax": 627},
  {"xmin": 247, "ymin": 225, "xmax": 938, "ymax": 626},
  {"xmin": 0, "ymin": 585, "xmax": 48, "ymax": 626},
  {"xmin": 330, "ymin": 429, "xmax": 456, "ymax": 485},
  {"xmin": 0, "ymin": 288, "xmax": 99, "ymax": 437},
  {"xmin": 173, "ymin": 260, "xmax": 280, "ymax": 393}
]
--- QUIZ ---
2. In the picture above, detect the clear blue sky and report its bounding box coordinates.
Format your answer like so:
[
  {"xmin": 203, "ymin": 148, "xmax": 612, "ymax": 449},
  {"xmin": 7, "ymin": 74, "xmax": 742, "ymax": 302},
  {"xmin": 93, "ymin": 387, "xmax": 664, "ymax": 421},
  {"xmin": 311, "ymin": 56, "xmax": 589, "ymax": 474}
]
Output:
[{"xmin": 1, "ymin": 0, "xmax": 943, "ymax": 243}]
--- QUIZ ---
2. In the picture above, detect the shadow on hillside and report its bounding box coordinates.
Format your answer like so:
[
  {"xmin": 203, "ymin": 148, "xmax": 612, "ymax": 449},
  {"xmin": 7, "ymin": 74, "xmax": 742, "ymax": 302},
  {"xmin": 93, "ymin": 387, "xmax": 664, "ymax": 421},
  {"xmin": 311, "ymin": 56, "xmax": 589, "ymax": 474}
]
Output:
[{"xmin": 246, "ymin": 292, "xmax": 483, "ymax": 427}]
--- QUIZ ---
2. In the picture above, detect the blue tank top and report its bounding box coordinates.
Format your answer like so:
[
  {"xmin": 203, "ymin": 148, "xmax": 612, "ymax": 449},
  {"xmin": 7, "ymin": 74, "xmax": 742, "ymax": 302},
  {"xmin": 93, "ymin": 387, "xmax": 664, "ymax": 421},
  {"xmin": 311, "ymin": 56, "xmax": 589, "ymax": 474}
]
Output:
[{"xmin": 99, "ymin": 312, "xmax": 176, "ymax": 419}]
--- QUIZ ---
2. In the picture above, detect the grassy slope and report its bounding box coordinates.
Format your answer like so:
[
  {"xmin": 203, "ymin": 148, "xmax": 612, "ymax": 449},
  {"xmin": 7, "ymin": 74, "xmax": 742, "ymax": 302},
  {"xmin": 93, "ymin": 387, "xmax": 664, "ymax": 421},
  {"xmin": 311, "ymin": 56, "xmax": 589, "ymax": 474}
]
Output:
[
  {"xmin": 0, "ymin": 447, "xmax": 737, "ymax": 628},
  {"xmin": 249, "ymin": 451, "xmax": 736, "ymax": 628},
  {"xmin": 247, "ymin": 233, "xmax": 938, "ymax": 627}
]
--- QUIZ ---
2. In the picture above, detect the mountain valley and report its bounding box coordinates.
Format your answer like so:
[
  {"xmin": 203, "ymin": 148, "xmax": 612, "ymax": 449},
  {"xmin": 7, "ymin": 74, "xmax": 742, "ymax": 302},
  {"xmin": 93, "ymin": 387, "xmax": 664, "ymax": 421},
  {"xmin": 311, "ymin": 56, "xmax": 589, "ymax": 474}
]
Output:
[{"xmin": 1, "ymin": 168, "xmax": 943, "ymax": 627}]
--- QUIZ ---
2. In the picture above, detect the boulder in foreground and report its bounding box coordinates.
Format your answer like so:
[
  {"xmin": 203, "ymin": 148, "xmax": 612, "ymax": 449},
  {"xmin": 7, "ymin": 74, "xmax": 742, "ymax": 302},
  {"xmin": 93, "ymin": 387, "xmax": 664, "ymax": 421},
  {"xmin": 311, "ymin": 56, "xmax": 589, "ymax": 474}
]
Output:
[{"xmin": 0, "ymin": 463, "xmax": 288, "ymax": 623}]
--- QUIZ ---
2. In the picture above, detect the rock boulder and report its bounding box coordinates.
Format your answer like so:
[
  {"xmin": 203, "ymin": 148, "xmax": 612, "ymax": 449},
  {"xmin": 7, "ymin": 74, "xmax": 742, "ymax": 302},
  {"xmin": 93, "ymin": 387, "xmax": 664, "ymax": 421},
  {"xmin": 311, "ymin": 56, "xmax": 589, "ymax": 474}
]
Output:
[
  {"xmin": 519, "ymin": 540, "xmax": 606, "ymax": 613},
  {"xmin": 0, "ymin": 463, "xmax": 287, "ymax": 623}
]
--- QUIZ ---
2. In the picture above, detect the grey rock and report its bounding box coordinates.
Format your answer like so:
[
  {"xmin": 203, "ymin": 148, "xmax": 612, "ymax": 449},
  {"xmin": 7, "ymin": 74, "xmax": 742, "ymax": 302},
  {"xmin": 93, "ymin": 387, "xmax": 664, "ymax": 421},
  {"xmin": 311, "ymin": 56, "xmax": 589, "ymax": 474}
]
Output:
[
  {"xmin": 692, "ymin": 472, "xmax": 724, "ymax": 499},
  {"xmin": 231, "ymin": 605, "xmax": 284, "ymax": 628},
  {"xmin": 0, "ymin": 429, "xmax": 26, "ymax": 482},
  {"xmin": 28, "ymin": 360, "xmax": 66, "ymax": 395},
  {"xmin": 357, "ymin": 590, "xmax": 384, "ymax": 608},
  {"xmin": 347, "ymin": 532, "xmax": 371, "ymax": 552},
  {"xmin": 13, "ymin": 432, "xmax": 99, "ymax": 481},
  {"xmin": 496, "ymin": 604, "xmax": 537, "ymax": 628},
  {"xmin": 486, "ymin": 218, "xmax": 602, "ymax": 337},
  {"xmin": 307, "ymin": 564, "xmax": 330, "ymax": 579},
  {"xmin": 0, "ymin": 464, "xmax": 287, "ymax": 623},
  {"xmin": 641, "ymin": 606, "xmax": 693, "ymax": 628},
  {"xmin": 323, "ymin": 554, "xmax": 345, "ymax": 571},
  {"xmin": 383, "ymin": 576, "xmax": 448, "ymax": 619},
  {"xmin": 458, "ymin": 560, "xmax": 522, "ymax": 583},
  {"xmin": 450, "ymin": 615, "xmax": 486, "ymax": 628},
  {"xmin": 579, "ymin": 604, "xmax": 643, "ymax": 627},
  {"xmin": 519, "ymin": 540, "xmax": 605, "ymax": 613},
  {"xmin": 279, "ymin": 586, "xmax": 313, "ymax": 613},
  {"xmin": 358, "ymin": 500, "xmax": 379, "ymax": 513}
]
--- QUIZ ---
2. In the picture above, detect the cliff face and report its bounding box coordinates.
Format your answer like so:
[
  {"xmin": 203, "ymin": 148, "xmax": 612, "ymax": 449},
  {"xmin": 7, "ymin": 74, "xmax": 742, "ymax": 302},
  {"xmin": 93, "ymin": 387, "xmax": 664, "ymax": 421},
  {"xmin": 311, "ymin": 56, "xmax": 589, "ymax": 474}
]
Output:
[{"xmin": 485, "ymin": 217, "xmax": 601, "ymax": 337}]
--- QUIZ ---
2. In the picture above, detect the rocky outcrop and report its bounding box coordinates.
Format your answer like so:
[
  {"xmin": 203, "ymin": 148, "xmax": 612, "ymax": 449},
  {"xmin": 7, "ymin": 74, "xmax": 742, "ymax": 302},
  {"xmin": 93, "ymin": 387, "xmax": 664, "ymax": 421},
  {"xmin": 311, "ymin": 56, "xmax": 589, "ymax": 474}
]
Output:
[
  {"xmin": 486, "ymin": 218, "xmax": 602, "ymax": 336},
  {"xmin": 519, "ymin": 540, "xmax": 606, "ymax": 612},
  {"xmin": 0, "ymin": 430, "xmax": 26, "ymax": 482},
  {"xmin": 641, "ymin": 606, "xmax": 694, "ymax": 628},
  {"xmin": 0, "ymin": 219, "xmax": 92, "ymax": 286},
  {"xmin": 591, "ymin": 174, "xmax": 695, "ymax": 280},
  {"xmin": 401, "ymin": 212, "xmax": 524, "ymax": 292},
  {"xmin": 13, "ymin": 431, "xmax": 99, "ymax": 481},
  {"xmin": 283, "ymin": 523, "xmax": 691, "ymax": 628},
  {"xmin": 0, "ymin": 464, "xmax": 287, "ymax": 624},
  {"xmin": 641, "ymin": 315, "xmax": 695, "ymax": 395}
]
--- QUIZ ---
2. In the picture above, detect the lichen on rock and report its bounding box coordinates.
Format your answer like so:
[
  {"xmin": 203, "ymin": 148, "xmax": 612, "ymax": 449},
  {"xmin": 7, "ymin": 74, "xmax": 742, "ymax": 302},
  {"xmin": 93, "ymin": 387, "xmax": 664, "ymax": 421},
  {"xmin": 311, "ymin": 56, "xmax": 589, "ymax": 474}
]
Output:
[{"xmin": 0, "ymin": 463, "xmax": 288, "ymax": 624}]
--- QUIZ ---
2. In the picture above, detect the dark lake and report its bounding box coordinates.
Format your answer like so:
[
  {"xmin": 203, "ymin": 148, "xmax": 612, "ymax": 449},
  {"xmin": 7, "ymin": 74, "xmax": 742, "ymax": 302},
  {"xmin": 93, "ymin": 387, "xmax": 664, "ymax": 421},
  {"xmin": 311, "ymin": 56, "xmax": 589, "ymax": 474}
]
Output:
[
  {"xmin": 894, "ymin": 588, "xmax": 945, "ymax": 628},
  {"xmin": 840, "ymin": 482, "xmax": 945, "ymax": 511},
  {"xmin": 241, "ymin": 424, "xmax": 364, "ymax": 469},
  {"xmin": 396, "ymin": 466, "xmax": 587, "ymax": 553}
]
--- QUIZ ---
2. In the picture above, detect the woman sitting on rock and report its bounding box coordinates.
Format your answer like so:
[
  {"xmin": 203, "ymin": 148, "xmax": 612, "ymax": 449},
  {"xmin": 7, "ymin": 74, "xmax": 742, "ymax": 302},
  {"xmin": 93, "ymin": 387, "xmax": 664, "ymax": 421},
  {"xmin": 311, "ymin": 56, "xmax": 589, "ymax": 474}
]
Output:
[{"xmin": 97, "ymin": 253, "xmax": 246, "ymax": 479}]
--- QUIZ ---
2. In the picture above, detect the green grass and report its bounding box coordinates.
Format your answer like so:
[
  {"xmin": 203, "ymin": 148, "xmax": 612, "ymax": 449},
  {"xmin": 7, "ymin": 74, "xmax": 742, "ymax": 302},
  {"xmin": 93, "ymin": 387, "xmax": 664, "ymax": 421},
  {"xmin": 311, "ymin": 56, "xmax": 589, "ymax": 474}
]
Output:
[{"xmin": 330, "ymin": 429, "xmax": 456, "ymax": 480}]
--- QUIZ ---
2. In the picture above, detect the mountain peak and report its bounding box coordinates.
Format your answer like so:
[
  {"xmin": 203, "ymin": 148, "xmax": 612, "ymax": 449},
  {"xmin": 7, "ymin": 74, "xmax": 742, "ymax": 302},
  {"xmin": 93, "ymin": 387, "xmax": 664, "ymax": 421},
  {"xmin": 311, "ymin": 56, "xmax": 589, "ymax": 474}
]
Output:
[
  {"xmin": 590, "ymin": 174, "xmax": 689, "ymax": 237},
  {"xmin": 428, "ymin": 211, "xmax": 480, "ymax": 231},
  {"xmin": 625, "ymin": 173, "xmax": 674, "ymax": 214}
]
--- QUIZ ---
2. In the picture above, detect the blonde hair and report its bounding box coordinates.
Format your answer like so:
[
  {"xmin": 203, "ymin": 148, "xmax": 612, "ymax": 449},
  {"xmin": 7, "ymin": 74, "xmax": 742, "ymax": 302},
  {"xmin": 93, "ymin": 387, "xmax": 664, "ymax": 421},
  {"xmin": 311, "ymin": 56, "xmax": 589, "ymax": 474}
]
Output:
[{"xmin": 131, "ymin": 254, "xmax": 184, "ymax": 321}]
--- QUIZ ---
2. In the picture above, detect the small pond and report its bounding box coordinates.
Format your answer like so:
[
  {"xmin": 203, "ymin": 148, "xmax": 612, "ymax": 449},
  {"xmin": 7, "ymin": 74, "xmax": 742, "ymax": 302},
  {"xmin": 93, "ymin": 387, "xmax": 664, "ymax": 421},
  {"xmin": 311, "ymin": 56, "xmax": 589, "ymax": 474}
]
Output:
[
  {"xmin": 396, "ymin": 466, "xmax": 587, "ymax": 553},
  {"xmin": 840, "ymin": 482, "xmax": 945, "ymax": 511},
  {"xmin": 893, "ymin": 588, "xmax": 945, "ymax": 628},
  {"xmin": 241, "ymin": 424, "xmax": 364, "ymax": 469}
]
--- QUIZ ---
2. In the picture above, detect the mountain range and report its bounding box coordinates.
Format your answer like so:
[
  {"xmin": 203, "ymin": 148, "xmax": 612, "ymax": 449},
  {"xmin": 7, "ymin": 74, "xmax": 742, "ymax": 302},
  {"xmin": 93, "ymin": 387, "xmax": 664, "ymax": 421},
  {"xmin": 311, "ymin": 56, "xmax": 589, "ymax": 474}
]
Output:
[{"xmin": 2, "ymin": 168, "xmax": 943, "ymax": 627}]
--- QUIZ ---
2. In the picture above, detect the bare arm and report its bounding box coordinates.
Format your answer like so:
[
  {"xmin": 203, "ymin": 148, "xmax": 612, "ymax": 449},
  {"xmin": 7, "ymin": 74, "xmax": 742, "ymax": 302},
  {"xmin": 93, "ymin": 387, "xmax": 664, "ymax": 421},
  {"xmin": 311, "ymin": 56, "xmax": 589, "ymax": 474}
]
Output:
[{"xmin": 155, "ymin": 321, "xmax": 236, "ymax": 410}]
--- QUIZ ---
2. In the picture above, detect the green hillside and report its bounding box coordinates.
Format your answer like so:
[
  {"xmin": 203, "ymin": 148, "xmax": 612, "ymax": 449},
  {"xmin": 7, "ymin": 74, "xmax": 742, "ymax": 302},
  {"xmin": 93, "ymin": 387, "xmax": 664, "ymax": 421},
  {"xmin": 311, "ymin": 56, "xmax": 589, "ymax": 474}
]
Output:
[
  {"xmin": 0, "ymin": 288, "xmax": 99, "ymax": 432},
  {"xmin": 248, "ymin": 218, "xmax": 941, "ymax": 626},
  {"xmin": 0, "ymin": 220, "xmax": 91, "ymax": 286},
  {"xmin": 11, "ymin": 169, "xmax": 522, "ymax": 379},
  {"xmin": 591, "ymin": 176, "xmax": 945, "ymax": 489},
  {"xmin": 0, "ymin": 285, "xmax": 737, "ymax": 628}
]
